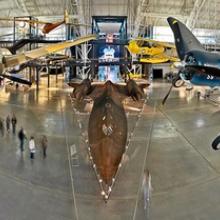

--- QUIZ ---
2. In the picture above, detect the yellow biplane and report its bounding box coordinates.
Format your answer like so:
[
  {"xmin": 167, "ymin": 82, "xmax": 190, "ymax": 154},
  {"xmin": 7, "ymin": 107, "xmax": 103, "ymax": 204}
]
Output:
[{"xmin": 127, "ymin": 38, "xmax": 179, "ymax": 63}]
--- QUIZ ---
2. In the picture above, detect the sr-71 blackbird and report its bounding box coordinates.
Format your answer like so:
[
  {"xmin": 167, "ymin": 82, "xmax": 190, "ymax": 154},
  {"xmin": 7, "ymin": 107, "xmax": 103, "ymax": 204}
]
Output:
[
  {"xmin": 68, "ymin": 79, "xmax": 149, "ymax": 200},
  {"xmin": 163, "ymin": 17, "xmax": 220, "ymax": 104}
]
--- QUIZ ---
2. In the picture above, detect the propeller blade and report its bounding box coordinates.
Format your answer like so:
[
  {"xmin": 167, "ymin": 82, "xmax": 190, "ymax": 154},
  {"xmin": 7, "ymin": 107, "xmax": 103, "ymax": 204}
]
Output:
[
  {"xmin": 212, "ymin": 135, "xmax": 220, "ymax": 150},
  {"xmin": 162, "ymin": 84, "xmax": 173, "ymax": 105},
  {"xmin": 162, "ymin": 69, "xmax": 183, "ymax": 105},
  {"xmin": 1, "ymin": 74, "xmax": 32, "ymax": 86}
]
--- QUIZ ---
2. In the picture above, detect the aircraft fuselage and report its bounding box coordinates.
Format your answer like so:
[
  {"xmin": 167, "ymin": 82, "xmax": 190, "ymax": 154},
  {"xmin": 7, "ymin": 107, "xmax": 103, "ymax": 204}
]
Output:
[{"xmin": 88, "ymin": 82, "xmax": 127, "ymax": 186}]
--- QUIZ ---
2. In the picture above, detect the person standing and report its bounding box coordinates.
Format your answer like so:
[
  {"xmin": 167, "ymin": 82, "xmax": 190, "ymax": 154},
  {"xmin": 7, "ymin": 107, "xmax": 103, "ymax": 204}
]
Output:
[
  {"xmin": 11, "ymin": 113, "xmax": 17, "ymax": 135},
  {"xmin": 142, "ymin": 169, "xmax": 152, "ymax": 210},
  {"xmin": 0, "ymin": 118, "xmax": 4, "ymax": 137},
  {"xmin": 18, "ymin": 127, "xmax": 26, "ymax": 152},
  {"xmin": 6, "ymin": 115, "xmax": 10, "ymax": 133},
  {"xmin": 41, "ymin": 135, "xmax": 48, "ymax": 158},
  {"xmin": 29, "ymin": 136, "xmax": 36, "ymax": 159}
]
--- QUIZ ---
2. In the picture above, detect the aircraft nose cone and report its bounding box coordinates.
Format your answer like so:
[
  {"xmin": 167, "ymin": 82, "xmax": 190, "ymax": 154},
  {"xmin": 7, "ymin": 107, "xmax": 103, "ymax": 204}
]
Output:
[
  {"xmin": 99, "ymin": 165, "xmax": 117, "ymax": 185},
  {"xmin": 105, "ymin": 80, "xmax": 113, "ymax": 87}
]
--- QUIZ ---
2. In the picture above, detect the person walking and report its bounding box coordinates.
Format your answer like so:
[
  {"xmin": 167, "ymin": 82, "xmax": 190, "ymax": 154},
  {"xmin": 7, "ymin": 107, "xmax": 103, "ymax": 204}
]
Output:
[
  {"xmin": 18, "ymin": 127, "xmax": 26, "ymax": 152},
  {"xmin": 29, "ymin": 136, "xmax": 36, "ymax": 159},
  {"xmin": 41, "ymin": 135, "xmax": 48, "ymax": 158},
  {"xmin": 11, "ymin": 113, "xmax": 17, "ymax": 135},
  {"xmin": 6, "ymin": 115, "xmax": 10, "ymax": 133},
  {"xmin": 142, "ymin": 169, "xmax": 152, "ymax": 210},
  {"xmin": 0, "ymin": 118, "xmax": 4, "ymax": 137}
]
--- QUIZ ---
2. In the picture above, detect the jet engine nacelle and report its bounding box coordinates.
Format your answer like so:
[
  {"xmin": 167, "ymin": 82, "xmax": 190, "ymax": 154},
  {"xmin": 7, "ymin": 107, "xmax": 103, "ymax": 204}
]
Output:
[{"xmin": 68, "ymin": 79, "xmax": 92, "ymax": 101}]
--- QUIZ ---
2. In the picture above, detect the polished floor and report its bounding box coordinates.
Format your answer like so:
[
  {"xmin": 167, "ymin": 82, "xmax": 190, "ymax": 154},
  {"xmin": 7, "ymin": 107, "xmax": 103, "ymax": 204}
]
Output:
[{"xmin": 0, "ymin": 78, "xmax": 220, "ymax": 220}]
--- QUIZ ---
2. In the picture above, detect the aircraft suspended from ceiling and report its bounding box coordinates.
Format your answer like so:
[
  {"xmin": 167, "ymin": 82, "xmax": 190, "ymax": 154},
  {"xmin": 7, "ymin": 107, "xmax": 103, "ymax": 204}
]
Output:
[
  {"xmin": 162, "ymin": 17, "xmax": 220, "ymax": 105},
  {"xmin": 0, "ymin": 34, "xmax": 96, "ymax": 85},
  {"xmin": 0, "ymin": 10, "xmax": 90, "ymax": 35},
  {"xmin": 127, "ymin": 38, "xmax": 179, "ymax": 63}
]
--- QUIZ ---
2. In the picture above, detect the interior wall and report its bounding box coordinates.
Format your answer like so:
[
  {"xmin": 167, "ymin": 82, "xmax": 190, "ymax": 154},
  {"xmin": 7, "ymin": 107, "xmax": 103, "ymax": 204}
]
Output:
[{"xmin": 151, "ymin": 63, "xmax": 175, "ymax": 78}]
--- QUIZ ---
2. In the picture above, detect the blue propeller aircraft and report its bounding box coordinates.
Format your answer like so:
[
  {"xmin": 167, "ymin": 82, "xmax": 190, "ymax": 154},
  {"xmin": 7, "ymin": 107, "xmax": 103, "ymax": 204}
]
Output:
[{"xmin": 162, "ymin": 17, "xmax": 220, "ymax": 104}]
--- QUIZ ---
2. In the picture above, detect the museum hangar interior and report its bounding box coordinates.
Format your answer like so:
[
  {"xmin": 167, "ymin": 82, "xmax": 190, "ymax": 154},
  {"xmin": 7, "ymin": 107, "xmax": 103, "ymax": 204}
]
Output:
[{"xmin": 1, "ymin": 0, "xmax": 220, "ymax": 220}]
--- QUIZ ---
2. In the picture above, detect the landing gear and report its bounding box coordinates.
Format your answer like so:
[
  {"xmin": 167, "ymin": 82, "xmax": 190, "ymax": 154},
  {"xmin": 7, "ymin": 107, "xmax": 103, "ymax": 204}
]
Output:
[
  {"xmin": 172, "ymin": 76, "xmax": 184, "ymax": 88},
  {"xmin": 212, "ymin": 135, "xmax": 220, "ymax": 150},
  {"xmin": 186, "ymin": 84, "xmax": 193, "ymax": 90}
]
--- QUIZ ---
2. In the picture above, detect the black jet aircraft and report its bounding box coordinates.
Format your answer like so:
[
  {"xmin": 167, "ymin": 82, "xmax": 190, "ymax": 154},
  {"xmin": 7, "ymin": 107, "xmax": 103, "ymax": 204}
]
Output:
[
  {"xmin": 68, "ymin": 79, "xmax": 148, "ymax": 201},
  {"xmin": 7, "ymin": 38, "xmax": 61, "ymax": 54},
  {"xmin": 163, "ymin": 17, "xmax": 220, "ymax": 104}
]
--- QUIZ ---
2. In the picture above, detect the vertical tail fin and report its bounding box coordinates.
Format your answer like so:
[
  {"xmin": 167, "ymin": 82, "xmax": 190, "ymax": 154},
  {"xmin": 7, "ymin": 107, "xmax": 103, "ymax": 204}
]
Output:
[
  {"xmin": 167, "ymin": 17, "xmax": 205, "ymax": 60},
  {"xmin": 64, "ymin": 9, "xmax": 69, "ymax": 24}
]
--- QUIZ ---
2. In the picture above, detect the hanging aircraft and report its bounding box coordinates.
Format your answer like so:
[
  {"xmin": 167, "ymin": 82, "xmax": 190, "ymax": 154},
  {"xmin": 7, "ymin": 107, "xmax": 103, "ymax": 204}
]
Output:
[
  {"xmin": 6, "ymin": 38, "xmax": 62, "ymax": 54},
  {"xmin": 127, "ymin": 38, "xmax": 179, "ymax": 63},
  {"xmin": 0, "ymin": 16, "xmax": 65, "ymax": 35},
  {"xmin": 0, "ymin": 10, "xmax": 89, "ymax": 35},
  {"xmin": 0, "ymin": 34, "xmax": 96, "ymax": 85},
  {"xmin": 162, "ymin": 17, "xmax": 220, "ymax": 104},
  {"xmin": 68, "ymin": 79, "xmax": 149, "ymax": 201},
  {"xmin": 0, "ymin": 11, "xmax": 69, "ymax": 35}
]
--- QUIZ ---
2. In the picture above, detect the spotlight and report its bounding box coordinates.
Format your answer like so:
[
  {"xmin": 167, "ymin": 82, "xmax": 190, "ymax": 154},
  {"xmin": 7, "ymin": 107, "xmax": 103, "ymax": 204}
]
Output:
[{"xmin": 19, "ymin": 21, "xmax": 26, "ymax": 28}]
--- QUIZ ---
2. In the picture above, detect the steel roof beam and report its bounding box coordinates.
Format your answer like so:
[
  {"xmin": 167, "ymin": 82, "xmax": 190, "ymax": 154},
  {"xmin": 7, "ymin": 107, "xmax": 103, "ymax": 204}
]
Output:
[
  {"xmin": 69, "ymin": 0, "xmax": 87, "ymax": 36},
  {"xmin": 141, "ymin": 12, "xmax": 187, "ymax": 20},
  {"xmin": 133, "ymin": 0, "xmax": 148, "ymax": 38},
  {"xmin": 186, "ymin": 0, "xmax": 207, "ymax": 30},
  {"xmin": 14, "ymin": 0, "xmax": 29, "ymax": 14}
]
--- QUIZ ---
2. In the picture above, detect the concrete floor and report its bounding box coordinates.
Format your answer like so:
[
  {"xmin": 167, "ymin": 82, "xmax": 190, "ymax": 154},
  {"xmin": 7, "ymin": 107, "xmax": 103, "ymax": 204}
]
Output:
[{"xmin": 1, "ymin": 78, "xmax": 220, "ymax": 219}]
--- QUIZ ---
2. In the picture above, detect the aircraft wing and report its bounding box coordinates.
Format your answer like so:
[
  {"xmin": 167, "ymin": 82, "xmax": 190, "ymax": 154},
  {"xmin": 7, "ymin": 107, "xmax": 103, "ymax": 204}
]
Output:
[
  {"xmin": 130, "ymin": 38, "xmax": 176, "ymax": 48},
  {"xmin": 4, "ymin": 35, "xmax": 96, "ymax": 68},
  {"xmin": 140, "ymin": 55, "xmax": 179, "ymax": 63},
  {"xmin": 127, "ymin": 38, "xmax": 176, "ymax": 56},
  {"xmin": 140, "ymin": 38, "xmax": 176, "ymax": 48}
]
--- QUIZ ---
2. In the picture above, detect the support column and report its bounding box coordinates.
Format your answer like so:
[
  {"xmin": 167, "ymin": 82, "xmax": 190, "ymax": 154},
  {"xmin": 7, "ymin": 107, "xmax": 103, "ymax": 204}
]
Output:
[
  {"xmin": 47, "ymin": 65, "xmax": 50, "ymax": 88},
  {"xmin": 36, "ymin": 65, "xmax": 40, "ymax": 91}
]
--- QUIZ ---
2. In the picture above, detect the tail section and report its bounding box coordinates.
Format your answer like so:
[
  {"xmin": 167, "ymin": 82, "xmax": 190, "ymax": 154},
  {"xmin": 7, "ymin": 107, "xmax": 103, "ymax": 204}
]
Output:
[
  {"xmin": 167, "ymin": 17, "xmax": 205, "ymax": 60},
  {"xmin": 64, "ymin": 9, "xmax": 69, "ymax": 24}
]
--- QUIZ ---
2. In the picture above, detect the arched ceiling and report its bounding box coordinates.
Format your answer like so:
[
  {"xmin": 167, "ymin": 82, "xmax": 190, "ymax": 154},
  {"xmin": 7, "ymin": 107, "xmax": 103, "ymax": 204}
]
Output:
[{"xmin": 0, "ymin": 0, "xmax": 219, "ymax": 36}]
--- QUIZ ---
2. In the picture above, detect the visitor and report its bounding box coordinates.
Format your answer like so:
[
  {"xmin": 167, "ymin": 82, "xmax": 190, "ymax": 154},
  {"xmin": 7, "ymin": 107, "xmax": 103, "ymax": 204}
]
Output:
[
  {"xmin": 0, "ymin": 118, "xmax": 4, "ymax": 137},
  {"xmin": 6, "ymin": 115, "xmax": 10, "ymax": 133},
  {"xmin": 11, "ymin": 113, "xmax": 17, "ymax": 135},
  {"xmin": 29, "ymin": 136, "xmax": 36, "ymax": 159},
  {"xmin": 41, "ymin": 135, "xmax": 48, "ymax": 158},
  {"xmin": 18, "ymin": 127, "xmax": 26, "ymax": 152}
]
